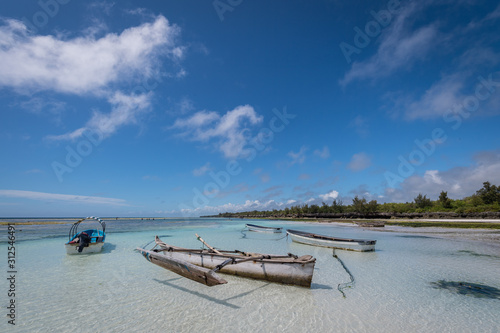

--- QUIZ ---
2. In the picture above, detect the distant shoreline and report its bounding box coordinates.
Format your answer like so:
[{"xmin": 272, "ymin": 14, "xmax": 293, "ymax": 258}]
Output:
[
  {"xmin": 0, "ymin": 217, "xmax": 177, "ymax": 225},
  {"xmin": 209, "ymin": 216, "xmax": 500, "ymax": 230},
  {"xmin": 2, "ymin": 216, "xmax": 500, "ymax": 230}
]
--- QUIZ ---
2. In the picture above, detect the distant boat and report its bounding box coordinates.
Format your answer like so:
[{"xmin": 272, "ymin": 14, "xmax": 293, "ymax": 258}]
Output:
[
  {"xmin": 136, "ymin": 235, "xmax": 316, "ymax": 287},
  {"xmin": 286, "ymin": 229, "xmax": 376, "ymax": 252},
  {"xmin": 245, "ymin": 223, "xmax": 283, "ymax": 233},
  {"xmin": 65, "ymin": 217, "xmax": 106, "ymax": 254}
]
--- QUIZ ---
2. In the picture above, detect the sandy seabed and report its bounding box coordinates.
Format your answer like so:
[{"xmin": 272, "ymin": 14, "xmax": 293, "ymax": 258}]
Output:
[
  {"xmin": 310, "ymin": 219, "xmax": 500, "ymax": 247},
  {"xmin": 370, "ymin": 220, "xmax": 500, "ymax": 246}
]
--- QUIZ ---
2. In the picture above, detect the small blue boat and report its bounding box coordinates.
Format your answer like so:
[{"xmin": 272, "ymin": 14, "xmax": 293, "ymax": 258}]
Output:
[{"xmin": 65, "ymin": 216, "xmax": 106, "ymax": 254}]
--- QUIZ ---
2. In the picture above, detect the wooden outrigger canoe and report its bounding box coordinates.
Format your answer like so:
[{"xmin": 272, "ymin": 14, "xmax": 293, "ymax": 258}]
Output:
[
  {"xmin": 136, "ymin": 236, "xmax": 316, "ymax": 287},
  {"xmin": 286, "ymin": 229, "xmax": 376, "ymax": 252},
  {"xmin": 245, "ymin": 223, "xmax": 283, "ymax": 233}
]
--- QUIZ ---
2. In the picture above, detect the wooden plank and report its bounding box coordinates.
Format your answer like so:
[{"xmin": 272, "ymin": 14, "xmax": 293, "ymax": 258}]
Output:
[
  {"xmin": 195, "ymin": 234, "xmax": 222, "ymax": 254},
  {"xmin": 137, "ymin": 248, "xmax": 227, "ymax": 286}
]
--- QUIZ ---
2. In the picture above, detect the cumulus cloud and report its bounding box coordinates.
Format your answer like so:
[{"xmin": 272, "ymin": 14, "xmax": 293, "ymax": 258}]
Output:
[
  {"xmin": 178, "ymin": 199, "xmax": 289, "ymax": 216},
  {"xmin": 0, "ymin": 15, "xmax": 182, "ymax": 95},
  {"xmin": 319, "ymin": 190, "xmax": 339, "ymax": 202},
  {"xmin": 171, "ymin": 105, "xmax": 263, "ymax": 158},
  {"xmin": 0, "ymin": 15, "xmax": 186, "ymax": 141},
  {"xmin": 347, "ymin": 152, "xmax": 371, "ymax": 171},
  {"xmin": 0, "ymin": 189, "xmax": 127, "ymax": 206},
  {"xmin": 384, "ymin": 149, "xmax": 500, "ymax": 202},
  {"xmin": 47, "ymin": 91, "xmax": 151, "ymax": 140}
]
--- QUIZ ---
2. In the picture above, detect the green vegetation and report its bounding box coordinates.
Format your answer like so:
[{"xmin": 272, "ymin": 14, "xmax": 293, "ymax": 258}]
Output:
[
  {"xmin": 216, "ymin": 182, "xmax": 500, "ymax": 217},
  {"xmin": 384, "ymin": 221, "xmax": 500, "ymax": 229}
]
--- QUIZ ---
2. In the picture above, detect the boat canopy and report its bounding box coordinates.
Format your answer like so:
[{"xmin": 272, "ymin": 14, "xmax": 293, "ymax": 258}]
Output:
[{"xmin": 68, "ymin": 216, "xmax": 106, "ymax": 241}]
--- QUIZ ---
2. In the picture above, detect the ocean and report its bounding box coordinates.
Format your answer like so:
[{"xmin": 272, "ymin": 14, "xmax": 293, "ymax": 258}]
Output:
[{"xmin": 1, "ymin": 218, "xmax": 499, "ymax": 332}]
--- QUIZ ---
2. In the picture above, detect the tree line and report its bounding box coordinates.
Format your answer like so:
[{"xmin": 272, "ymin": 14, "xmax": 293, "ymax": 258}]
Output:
[{"xmin": 215, "ymin": 181, "xmax": 500, "ymax": 217}]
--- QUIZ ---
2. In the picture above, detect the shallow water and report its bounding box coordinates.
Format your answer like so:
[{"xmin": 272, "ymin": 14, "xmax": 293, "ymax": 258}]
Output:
[{"xmin": 1, "ymin": 218, "xmax": 499, "ymax": 332}]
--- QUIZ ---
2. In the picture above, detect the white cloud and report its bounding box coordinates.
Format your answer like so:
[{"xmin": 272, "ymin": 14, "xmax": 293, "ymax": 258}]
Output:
[
  {"xmin": 288, "ymin": 146, "xmax": 308, "ymax": 165},
  {"xmin": 423, "ymin": 170, "xmax": 444, "ymax": 185},
  {"xmin": 0, "ymin": 15, "xmax": 181, "ymax": 95},
  {"xmin": 87, "ymin": 1, "xmax": 115, "ymax": 16},
  {"xmin": 340, "ymin": 3, "xmax": 437, "ymax": 86},
  {"xmin": 319, "ymin": 190, "xmax": 339, "ymax": 202},
  {"xmin": 314, "ymin": 146, "xmax": 330, "ymax": 159},
  {"xmin": 20, "ymin": 97, "xmax": 66, "ymax": 115},
  {"xmin": 401, "ymin": 49, "xmax": 500, "ymax": 120},
  {"xmin": 193, "ymin": 163, "xmax": 211, "ymax": 176},
  {"xmin": 176, "ymin": 97, "xmax": 195, "ymax": 114},
  {"xmin": 0, "ymin": 15, "xmax": 186, "ymax": 141},
  {"xmin": 179, "ymin": 199, "xmax": 287, "ymax": 216},
  {"xmin": 384, "ymin": 150, "xmax": 500, "ymax": 202},
  {"xmin": 171, "ymin": 105, "xmax": 263, "ymax": 158},
  {"xmin": 347, "ymin": 152, "xmax": 371, "ymax": 171},
  {"xmin": 0, "ymin": 189, "xmax": 127, "ymax": 206},
  {"xmin": 375, "ymin": 3, "xmax": 500, "ymax": 121},
  {"xmin": 173, "ymin": 111, "xmax": 219, "ymax": 131},
  {"xmin": 350, "ymin": 115, "xmax": 369, "ymax": 138},
  {"xmin": 485, "ymin": 4, "xmax": 500, "ymax": 20},
  {"xmin": 404, "ymin": 74, "xmax": 465, "ymax": 120},
  {"xmin": 47, "ymin": 91, "xmax": 151, "ymax": 140}
]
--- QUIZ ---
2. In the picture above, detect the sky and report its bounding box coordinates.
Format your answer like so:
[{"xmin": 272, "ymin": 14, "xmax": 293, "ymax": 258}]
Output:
[{"xmin": 1, "ymin": 0, "xmax": 500, "ymax": 217}]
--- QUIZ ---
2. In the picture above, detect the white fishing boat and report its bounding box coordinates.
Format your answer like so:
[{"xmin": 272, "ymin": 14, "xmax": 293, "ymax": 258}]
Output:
[
  {"xmin": 245, "ymin": 223, "xmax": 283, "ymax": 233},
  {"xmin": 136, "ymin": 235, "xmax": 316, "ymax": 287},
  {"xmin": 286, "ymin": 229, "xmax": 376, "ymax": 252},
  {"xmin": 65, "ymin": 217, "xmax": 106, "ymax": 254}
]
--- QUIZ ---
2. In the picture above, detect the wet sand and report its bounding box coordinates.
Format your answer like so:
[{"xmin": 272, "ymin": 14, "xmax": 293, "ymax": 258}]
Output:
[
  {"xmin": 298, "ymin": 219, "xmax": 500, "ymax": 247},
  {"xmin": 360, "ymin": 219, "xmax": 500, "ymax": 246}
]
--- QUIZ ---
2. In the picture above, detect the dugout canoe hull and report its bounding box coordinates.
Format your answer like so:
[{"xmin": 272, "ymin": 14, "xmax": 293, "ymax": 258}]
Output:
[
  {"xmin": 245, "ymin": 223, "xmax": 283, "ymax": 233},
  {"xmin": 137, "ymin": 237, "xmax": 316, "ymax": 287},
  {"xmin": 287, "ymin": 229, "xmax": 376, "ymax": 252}
]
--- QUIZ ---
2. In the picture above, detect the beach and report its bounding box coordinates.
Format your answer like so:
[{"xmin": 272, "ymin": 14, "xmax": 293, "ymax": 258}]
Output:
[
  {"xmin": 288, "ymin": 218, "xmax": 500, "ymax": 243},
  {"xmin": 1, "ymin": 217, "xmax": 499, "ymax": 332}
]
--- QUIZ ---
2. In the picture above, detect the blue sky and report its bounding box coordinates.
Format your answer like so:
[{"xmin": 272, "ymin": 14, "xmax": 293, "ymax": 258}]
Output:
[{"xmin": 1, "ymin": 0, "xmax": 500, "ymax": 217}]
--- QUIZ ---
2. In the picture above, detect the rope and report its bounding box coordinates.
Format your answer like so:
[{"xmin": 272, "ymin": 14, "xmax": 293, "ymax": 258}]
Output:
[
  {"xmin": 333, "ymin": 249, "xmax": 355, "ymax": 298},
  {"xmin": 139, "ymin": 239, "xmax": 156, "ymax": 249},
  {"xmin": 240, "ymin": 228, "xmax": 247, "ymax": 239}
]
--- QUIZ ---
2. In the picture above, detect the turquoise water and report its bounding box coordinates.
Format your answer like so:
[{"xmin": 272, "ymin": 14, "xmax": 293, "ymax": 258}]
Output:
[{"xmin": 1, "ymin": 218, "xmax": 500, "ymax": 332}]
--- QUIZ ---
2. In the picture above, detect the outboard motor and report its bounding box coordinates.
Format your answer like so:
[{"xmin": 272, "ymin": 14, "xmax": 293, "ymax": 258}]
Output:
[{"xmin": 78, "ymin": 232, "xmax": 91, "ymax": 252}]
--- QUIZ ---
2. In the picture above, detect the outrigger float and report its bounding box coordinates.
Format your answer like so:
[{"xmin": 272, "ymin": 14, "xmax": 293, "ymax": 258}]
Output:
[
  {"xmin": 136, "ymin": 235, "xmax": 316, "ymax": 287},
  {"xmin": 65, "ymin": 216, "xmax": 106, "ymax": 254}
]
